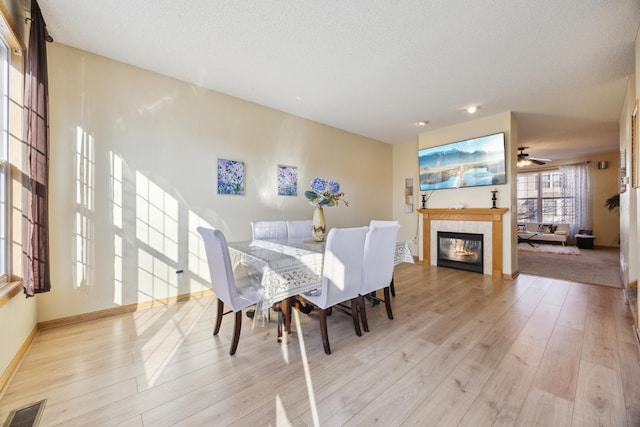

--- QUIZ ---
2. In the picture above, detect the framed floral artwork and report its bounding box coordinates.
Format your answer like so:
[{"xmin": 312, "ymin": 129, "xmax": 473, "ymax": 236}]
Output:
[
  {"xmin": 217, "ymin": 158, "xmax": 245, "ymax": 195},
  {"xmin": 277, "ymin": 164, "xmax": 297, "ymax": 196}
]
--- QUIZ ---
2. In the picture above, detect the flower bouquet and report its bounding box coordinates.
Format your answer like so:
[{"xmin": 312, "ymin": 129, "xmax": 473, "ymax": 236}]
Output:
[
  {"xmin": 305, "ymin": 177, "xmax": 348, "ymax": 208},
  {"xmin": 305, "ymin": 177, "xmax": 347, "ymax": 241}
]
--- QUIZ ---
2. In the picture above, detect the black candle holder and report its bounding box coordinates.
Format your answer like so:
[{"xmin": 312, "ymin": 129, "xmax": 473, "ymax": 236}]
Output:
[
  {"xmin": 491, "ymin": 190, "xmax": 498, "ymax": 209},
  {"xmin": 421, "ymin": 193, "xmax": 427, "ymax": 209}
]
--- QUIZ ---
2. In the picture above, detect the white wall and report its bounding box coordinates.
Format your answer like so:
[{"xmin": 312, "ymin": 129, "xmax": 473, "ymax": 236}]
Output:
[{"xmin": 39, "ymin": 43, "xmax": 393, "ymax": 322}]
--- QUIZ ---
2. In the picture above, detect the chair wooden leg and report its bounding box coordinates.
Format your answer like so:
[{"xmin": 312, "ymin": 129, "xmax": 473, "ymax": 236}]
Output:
[
  {"xmin": 230, "ymin": 310, "xmax": 242, "ymax": 355},
  {"xmin": 358, "ymin": 295, "xmax": 369, "ymax": 333},
  {"xmin": 213, "ymin": 299, "xmax": 224, "ymax": 335},
  {"xmin": 369, "ymin": 290, "xmax": 379, "ymax": 306},
  {"xmin": 351, "ymin": 298, "xmax": 362, "ymax": 336},
  {"xmin": 277, "ymin": 297, "xmax": 293, "ymax": 343},
  {"xmin": 390, "ymin": 275, "xmax": 396, "ymax": 297},
  {"xmin": 383, "ymin": 287, "xmax": 393, "ymax": 320},
  {"xmin": 319, "ymin": 308, "xmax": 331, "ymax": 354},
  {"xmin": 277, "ymin": 309, "xmax": 283, "ymax": 343}
]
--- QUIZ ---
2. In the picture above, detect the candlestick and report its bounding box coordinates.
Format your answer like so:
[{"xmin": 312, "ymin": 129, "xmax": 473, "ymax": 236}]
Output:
[{"xmin": 491, "ymin": 189, "xmax": 498, "ymax": 209}]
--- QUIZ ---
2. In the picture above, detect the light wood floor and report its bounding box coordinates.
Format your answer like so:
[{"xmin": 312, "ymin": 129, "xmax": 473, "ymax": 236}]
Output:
[{"xmin": 1, "ymin": 263, "xmax": 639, "ymax": 426}]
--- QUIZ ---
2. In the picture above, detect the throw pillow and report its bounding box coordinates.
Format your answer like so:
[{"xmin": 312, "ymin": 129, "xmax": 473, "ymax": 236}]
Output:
[
  {"xmin": 538, "ymin": 224, "xmax": 552, "ymax": 233},
  {"xmin": 551, "ymin": 225, "xmax": 558, "ymax": 233},
  {"xmin": 517, "ymin": 224, "xmax": 526, "ymax": 232}
]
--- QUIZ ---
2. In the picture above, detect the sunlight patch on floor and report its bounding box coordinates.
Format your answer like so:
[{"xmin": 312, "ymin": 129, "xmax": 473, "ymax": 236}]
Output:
[{"xmin": 293, "ymin": 309, "xmax": 320, "ymax": 426}]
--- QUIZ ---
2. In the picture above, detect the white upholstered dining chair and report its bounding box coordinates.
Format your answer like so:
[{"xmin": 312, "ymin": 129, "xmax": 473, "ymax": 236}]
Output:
[
  {"xmin": 250, "ymin": 220, "xmax": 287, "ymax": 240},
  {"xmin": 197, "ymin": 226, "xmax": 262, "ymax": 355},
  {"xmin": 359, "ymin": 220, "xmax": 400, "ymax": 332},
  {"xmin": 285, "ymin": 219, "xmax": 312, "ymax": 240},
  {"xmin": 297, "ymin": 226, "xmax": 368, "ymax": 354}
]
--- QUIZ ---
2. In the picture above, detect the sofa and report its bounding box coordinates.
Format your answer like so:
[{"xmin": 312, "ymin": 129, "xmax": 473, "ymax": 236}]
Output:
[{"xmin": 517, "ymin": 223, "xmax": 571, "ymax": 246}]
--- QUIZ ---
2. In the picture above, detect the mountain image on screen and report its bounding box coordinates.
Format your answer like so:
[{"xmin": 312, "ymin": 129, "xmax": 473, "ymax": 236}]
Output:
[{"xmin": 418, "ymin": 133, "xmax": 506, "ymax": 190}]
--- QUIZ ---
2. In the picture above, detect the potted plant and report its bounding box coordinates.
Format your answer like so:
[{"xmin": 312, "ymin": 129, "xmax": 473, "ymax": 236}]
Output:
[{"xmin": 605, "ymin": 193, "xmax": 619, "ymax": 211}]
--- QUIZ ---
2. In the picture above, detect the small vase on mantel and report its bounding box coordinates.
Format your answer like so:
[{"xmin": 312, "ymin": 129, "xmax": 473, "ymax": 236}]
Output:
[{"xmin": 312, "ymin": 207, "xmax": 326, "ymax": 242}]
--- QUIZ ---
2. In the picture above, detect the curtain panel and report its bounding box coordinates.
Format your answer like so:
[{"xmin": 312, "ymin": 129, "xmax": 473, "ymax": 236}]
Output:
[
  {"xmin": 23, "ymin": 0, "xmax": 51, "ymax": 296},
  {"xmin": 559, "ymin": 162, "xmax": 592, "ymax": 242}
]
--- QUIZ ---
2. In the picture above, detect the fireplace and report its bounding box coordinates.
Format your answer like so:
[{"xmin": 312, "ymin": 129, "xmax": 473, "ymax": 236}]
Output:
[
  {"xmin": 437, "ymin": 231, "xmax": 483, "ymax": 274},
  {"xmin": 419, "ymin": 208, "xmax": 507, "ymax": 278}
]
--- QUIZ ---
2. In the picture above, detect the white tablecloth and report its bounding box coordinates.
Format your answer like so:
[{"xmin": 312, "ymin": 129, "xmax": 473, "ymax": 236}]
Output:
[
  {"xmin": 394, "ymin": 240, "xmax": 414, "ymax": 265},
  {"xmin": 228, "ymin": 239, "xmax": 415, "ymax": 307},
  {"xmin": 228, "ymin": 239, "xmax": 324, "ymax": 306}
]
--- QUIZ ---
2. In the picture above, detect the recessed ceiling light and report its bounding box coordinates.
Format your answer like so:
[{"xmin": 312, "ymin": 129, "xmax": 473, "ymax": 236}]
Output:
[
  {"xmin": 467, "ymin": 106, "xmax": 478, "ymax": 114},
  {"xmin": 417, "ymin": 120, "xmax": 429, "ymax": 126}
]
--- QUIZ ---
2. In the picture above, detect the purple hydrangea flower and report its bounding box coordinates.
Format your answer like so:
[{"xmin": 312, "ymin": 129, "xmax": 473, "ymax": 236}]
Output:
[
  {"xmin": 328, "ymin": 180, "xmax": 340, "ymax": 194},
  {"xmin": 310, "ymin": 177, "xmax": 327, "ymax": 193}
]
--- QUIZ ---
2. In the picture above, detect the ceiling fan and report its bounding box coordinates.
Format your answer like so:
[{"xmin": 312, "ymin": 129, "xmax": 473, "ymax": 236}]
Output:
[{"xmin": 517, "ymin": 147, "xmax": 551, "ymax": 167}]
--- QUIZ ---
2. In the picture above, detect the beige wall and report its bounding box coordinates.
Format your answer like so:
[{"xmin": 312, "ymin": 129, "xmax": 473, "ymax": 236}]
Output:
[
  {"xmin": 405, "ymin": 112, "xmax": 517, "ymax": 275},
  {"xmin": 417, "ymin": 112, "xmax": 516, "ymax": 214},
  {"xmin": 392, "ymin": 138, "xmax": 419, "ymax": 254},
  {"xmin": 38, "ymin": 43, "xmax": 392, "ymax": 322},
  {"xmin": 618, "ymin": 19, "xmax": 640, "ymax": 294},
  {"xmin": 591, "ymin": 152, "xmax": 623, "ymax": 247},
  {"xmin": 634, "ymin": 20, "xmax": 640, "ymax": 323},
  {"xmin": 0, "ymin": 0, "xmax": 33, "ymax": 390},
  {"xmin": 619, "ymin": 75, "xmax": 637, "ymax": 288}
]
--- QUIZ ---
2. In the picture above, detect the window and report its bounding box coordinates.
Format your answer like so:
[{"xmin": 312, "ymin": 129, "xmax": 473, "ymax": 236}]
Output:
[
  {"xmin": 517, "ymin": 170, "xmax": 575, "ymax": 224},
  {"xmin": 0, "ymin": 35, "xmax": 9, "ymax": 284}
]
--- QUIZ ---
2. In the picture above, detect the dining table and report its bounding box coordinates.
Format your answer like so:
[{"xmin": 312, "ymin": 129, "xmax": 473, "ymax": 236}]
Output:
[
  {"xmin": 227, "ymin": 238, "xmax": 415, "ymax": 336},
  {"xmin": 227, "ymin": 238, "xmax": 325, "ymax": 307}
]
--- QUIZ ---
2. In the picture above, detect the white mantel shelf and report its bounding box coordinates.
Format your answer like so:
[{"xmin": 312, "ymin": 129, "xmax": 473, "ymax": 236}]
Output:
[{"xmin": 418, "ymin": 208, "xmax": 509, "ymax": 278}]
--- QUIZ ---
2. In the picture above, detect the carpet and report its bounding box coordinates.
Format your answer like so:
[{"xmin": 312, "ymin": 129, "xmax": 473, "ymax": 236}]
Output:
[
  {"xmin": 518, "ymin": 246, "xmax": 622, "ymax": 288},
  {"xmin": 518, "ymin": 243, "xmax": 581, "ymax": 255}
]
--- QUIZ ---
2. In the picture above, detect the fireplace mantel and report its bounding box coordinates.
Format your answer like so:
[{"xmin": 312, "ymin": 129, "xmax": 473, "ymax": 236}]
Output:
[{"xmin": 418, "ymin": 208, "xmax": 508, "ymax": 278}]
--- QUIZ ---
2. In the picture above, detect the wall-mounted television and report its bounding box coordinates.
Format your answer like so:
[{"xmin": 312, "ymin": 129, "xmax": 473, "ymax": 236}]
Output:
[{"xmin": 419, "ymin": 132, "xmax": 506, "ymax": 191}]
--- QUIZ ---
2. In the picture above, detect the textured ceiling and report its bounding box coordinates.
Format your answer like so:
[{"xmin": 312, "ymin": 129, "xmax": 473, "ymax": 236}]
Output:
[{"xmin": 36, "ymin": 0, "xmax": 640, "ymax": 160}]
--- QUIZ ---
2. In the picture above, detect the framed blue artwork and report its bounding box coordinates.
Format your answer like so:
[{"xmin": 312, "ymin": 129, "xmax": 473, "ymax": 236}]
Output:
[
  {"xmin": 217, "ymin": 158, "xmax": 245, "ymax": 195},
  {"xmin": 277, "ymin": 164, "xmax": 297, "ymax": 196}
]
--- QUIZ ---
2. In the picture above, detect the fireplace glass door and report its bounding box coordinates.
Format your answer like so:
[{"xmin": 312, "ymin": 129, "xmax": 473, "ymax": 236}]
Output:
[{"xmin": 437, "ymin": 231, "xmax": 483, "ymax": 273}]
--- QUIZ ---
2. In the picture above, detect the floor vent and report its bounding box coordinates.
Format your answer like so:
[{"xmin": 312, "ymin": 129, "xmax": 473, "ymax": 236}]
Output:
[{"xmin": 3, "ymin": 399, "xmax": 46, "ymax": 427}]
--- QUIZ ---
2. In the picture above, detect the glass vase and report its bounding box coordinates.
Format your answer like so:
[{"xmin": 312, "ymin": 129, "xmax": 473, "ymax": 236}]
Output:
[{"xmin": 312, "ymin": 207, "xmax": 326, "ymax": 242}]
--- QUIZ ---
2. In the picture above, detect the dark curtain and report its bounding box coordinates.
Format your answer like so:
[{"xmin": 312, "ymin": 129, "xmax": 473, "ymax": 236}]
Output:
[{"xmin": 23, "ymin": 0, "xmax": 51, "ymax": 297}]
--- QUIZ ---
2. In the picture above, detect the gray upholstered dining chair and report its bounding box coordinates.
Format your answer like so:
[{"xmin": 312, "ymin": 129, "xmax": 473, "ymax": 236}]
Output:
[
  {"xmin": 285, "ymin": 219, "xmax": 312, "ymax": 239},
  {"xmin": 297, "ymin": 226, "xmax": 368, "ymax": 354},
  {"xmin": 197, "ymin": 226, "xmax": 262, "ymax": 355},
  {"xmin": 250, "ymin": 220, "xmax": 287, "ymax": 240},
  {"xmin": 359, "ymin": 220, "xmax": 400, "ymax": 332}
]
